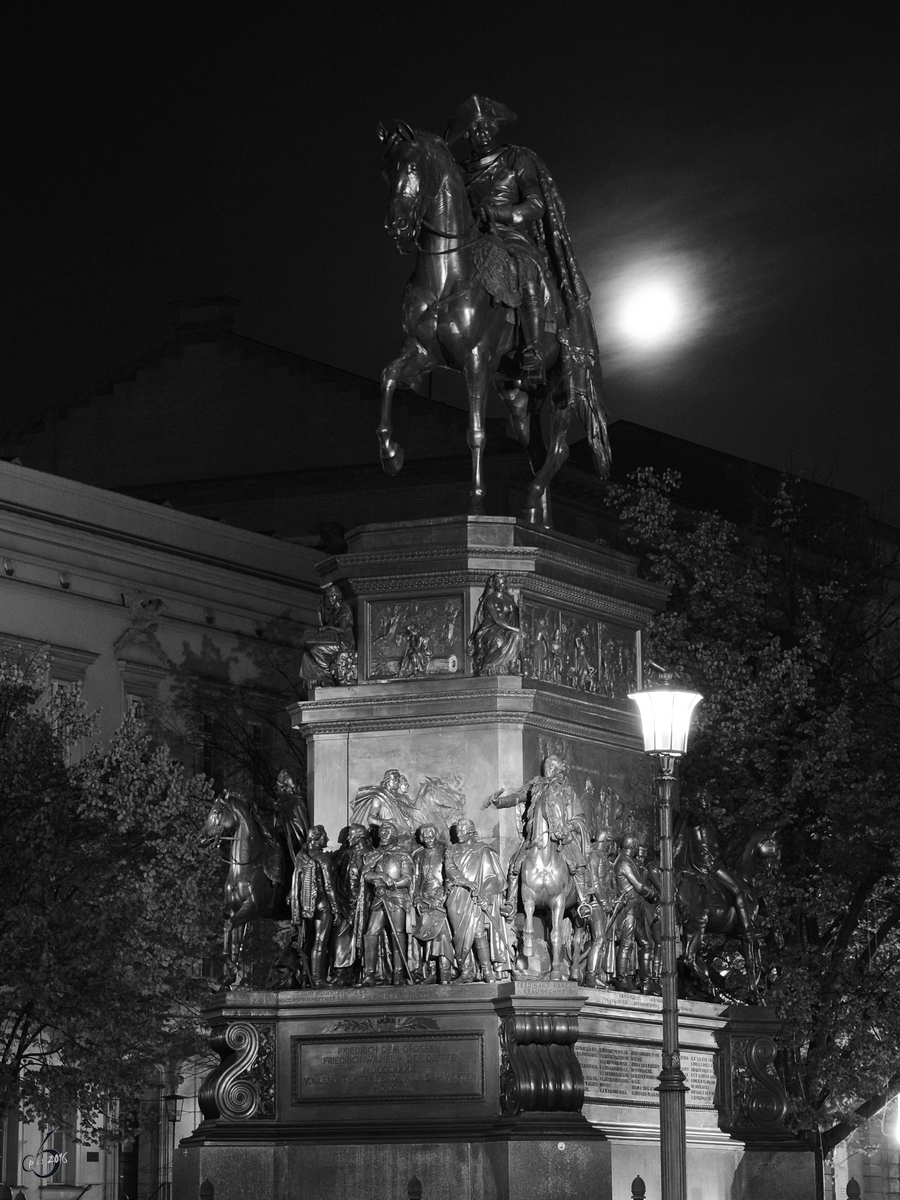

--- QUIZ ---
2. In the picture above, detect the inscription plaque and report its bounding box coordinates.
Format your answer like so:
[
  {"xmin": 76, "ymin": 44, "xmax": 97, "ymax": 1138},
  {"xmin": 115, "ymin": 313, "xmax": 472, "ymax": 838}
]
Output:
[
  {"xmin": 292, "ymin": 1033, "xmax": 484, "ymax": 1104},
  {"xmin": 576, "ymin": 1041, "xmax": 717, "ymax": 1110}
]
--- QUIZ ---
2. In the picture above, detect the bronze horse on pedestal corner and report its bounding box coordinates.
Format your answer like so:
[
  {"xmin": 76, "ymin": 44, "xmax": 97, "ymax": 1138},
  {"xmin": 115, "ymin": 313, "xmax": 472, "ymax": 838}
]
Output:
[
  {"xmin": 674, "ymin": 825, "xmax": 782, "ymax": 1003},
  {"xmin": 377, "ymin": 122, "xmax": 609, "ymax": 528},
  {"xmin": 198, "ymin": 791, "xmax": 290, "ymax": 986}
]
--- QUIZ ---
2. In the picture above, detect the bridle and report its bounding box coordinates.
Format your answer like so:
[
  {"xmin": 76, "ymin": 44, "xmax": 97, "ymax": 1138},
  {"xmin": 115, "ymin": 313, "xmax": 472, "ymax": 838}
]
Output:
[{"xmin": 389, "ymin": 154, "xmax": 481, "ymax": 255}]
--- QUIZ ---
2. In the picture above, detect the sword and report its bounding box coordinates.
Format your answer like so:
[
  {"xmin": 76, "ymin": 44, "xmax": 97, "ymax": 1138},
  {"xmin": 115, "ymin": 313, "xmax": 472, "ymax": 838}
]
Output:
[{"xmin": 377, "ymin": 888, "xmax": 414, "ymax": 983}]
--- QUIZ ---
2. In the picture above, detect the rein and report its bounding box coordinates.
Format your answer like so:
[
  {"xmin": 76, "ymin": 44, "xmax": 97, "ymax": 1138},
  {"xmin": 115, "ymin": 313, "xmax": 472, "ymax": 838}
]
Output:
[
  {"xmin": 209, "ymin": 807, "xmax": 267, "ymax": 868},
  {"xmin": 416, "ymin": 219, "xmax": 480, "ymax": 254}
]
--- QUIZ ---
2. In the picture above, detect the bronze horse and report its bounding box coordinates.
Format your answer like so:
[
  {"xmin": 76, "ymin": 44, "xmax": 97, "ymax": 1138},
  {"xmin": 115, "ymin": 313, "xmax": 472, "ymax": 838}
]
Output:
[
  {"xmin": 198, "ymin": 791, "xmax": 290, "ymax": 982},
  {"xmin": 378, "ymin": 123, "xmax": 609, "ymax": 527}
]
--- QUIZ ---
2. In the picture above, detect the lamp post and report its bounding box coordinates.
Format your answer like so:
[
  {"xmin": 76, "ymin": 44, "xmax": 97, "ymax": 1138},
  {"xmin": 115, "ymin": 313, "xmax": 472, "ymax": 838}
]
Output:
[
  {"xmin": 162, "ymin": 1092, "xmax": 185, "ymax": 1200},
  {"xmin": 629, "ymin": 666, "xmax": 702, "ymax": 1200}
]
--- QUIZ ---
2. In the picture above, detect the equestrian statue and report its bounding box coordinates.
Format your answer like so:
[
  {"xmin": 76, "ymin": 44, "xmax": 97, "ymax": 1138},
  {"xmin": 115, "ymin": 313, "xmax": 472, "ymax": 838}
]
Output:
[{"xmin": 378, "ymin": 95, "xmax": 609, "ymax": 527}]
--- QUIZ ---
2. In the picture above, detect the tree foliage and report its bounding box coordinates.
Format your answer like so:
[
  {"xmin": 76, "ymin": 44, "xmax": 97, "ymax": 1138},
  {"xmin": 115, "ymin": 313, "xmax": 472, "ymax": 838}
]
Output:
[
  {"xmin": 162, "ymin": 617, "xmax": 306, "ymax": 805},
  {"xmin": 0, "ymin": 648, "xmax": 221, "ymax": 1137},
  {"xmin": 611, "ymin": 469, "xmax": 900, "ymax": 1151}
]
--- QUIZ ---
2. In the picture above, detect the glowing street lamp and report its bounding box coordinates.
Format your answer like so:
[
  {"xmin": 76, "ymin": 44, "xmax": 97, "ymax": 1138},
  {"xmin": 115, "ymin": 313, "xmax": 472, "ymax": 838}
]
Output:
[{"xmin": 629, "ymin": 664, "xmax": 702, "ymax": 1200}]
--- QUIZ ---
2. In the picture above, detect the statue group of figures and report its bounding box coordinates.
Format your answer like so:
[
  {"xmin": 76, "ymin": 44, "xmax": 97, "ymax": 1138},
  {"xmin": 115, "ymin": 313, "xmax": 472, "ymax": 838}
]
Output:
[
  {"xmin": 264, "ymin": 770, "xmax": 511, "ymax": 990},
  {"xmin": 200, "ymin": 760, "xmax": 781, "ymax": 1001}
]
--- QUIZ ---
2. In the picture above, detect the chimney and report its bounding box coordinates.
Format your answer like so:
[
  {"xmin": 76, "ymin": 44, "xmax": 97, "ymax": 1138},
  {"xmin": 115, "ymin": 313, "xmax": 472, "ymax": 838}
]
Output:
[{"xmin": 168, "ymin": 296, "xmax": 239, "ymax": 343}]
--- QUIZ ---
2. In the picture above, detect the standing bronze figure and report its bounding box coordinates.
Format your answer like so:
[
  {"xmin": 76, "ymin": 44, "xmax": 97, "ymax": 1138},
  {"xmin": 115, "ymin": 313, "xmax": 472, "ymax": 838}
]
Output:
[
  {"xmin": 612, "ymin": 833, "xmax": 659, "ymax": 993},
  {"xmin": 444, "ymin": 819, "xmax": 510, "ymax": 982},
  {"xmin": 378, "ymin": 95, "xmax": 609, "ymax": 527},
  {"xmin": 359, "ymin": 821, "xmax": 414, "ymax": 986},
  {"xmin": 289, "ymin": 824, "xmax": 345, "ymax": 987},
  {"xmin": 410, "ymin": 824, "xmax": 454, "ymax": 984}
]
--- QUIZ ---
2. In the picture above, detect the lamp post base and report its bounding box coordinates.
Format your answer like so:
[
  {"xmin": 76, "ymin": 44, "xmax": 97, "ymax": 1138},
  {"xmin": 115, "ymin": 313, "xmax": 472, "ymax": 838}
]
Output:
[{"xmin": 658, "ymin": 1064, "xmax": 688, "ymax": 1200}]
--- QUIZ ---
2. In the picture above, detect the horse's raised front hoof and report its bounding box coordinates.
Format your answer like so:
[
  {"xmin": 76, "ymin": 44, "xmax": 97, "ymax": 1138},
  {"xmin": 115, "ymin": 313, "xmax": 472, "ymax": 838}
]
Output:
[{"xmin": 379, "ymin": 440, "xmax": 405, "ymax": 475}]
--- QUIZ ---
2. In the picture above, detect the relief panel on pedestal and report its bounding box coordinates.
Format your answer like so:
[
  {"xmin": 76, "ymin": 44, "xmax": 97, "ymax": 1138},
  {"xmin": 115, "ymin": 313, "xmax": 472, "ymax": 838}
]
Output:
[
  {"xmin": 520, "ymin": 599, "xmax": 639, "ymax": 698},
  {"xmin": 366, "ymin": 595, "xmax": 465, "ymax": 680}
]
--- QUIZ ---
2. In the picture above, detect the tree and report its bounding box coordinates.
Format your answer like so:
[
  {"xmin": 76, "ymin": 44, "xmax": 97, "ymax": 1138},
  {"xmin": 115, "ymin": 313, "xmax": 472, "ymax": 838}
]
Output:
[
  {"xmin": 0, "ymin": 647, "xmax": 221, "ymax": 1138},
  {"xmin": 610, "ymin": 469, "xmax": 900, "ymax": 1160},
  {"xmin": 162, "ymin": 616, "xmax": 307, "ymax": 808}
]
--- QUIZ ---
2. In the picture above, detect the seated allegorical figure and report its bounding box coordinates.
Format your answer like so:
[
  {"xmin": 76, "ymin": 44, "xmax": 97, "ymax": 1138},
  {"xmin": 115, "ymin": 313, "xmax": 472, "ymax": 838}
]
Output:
[
  {"xmin": 299, "ymin": 583, "xmax": 357, "ymax": 687},
  {"xmin": 468, "ymin": 573, "xmax": 523, "ymax": 676}
]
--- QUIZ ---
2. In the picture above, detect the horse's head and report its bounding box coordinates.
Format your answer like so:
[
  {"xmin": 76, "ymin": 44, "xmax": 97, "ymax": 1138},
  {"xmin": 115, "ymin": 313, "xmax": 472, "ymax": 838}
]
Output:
[
  {"xmin": 198, "ymin": 793, "xmax": 237, "ymax": 849},
  {"xmin": 378, "ymin": 121, "xmax": 452, "ymax": 253}
]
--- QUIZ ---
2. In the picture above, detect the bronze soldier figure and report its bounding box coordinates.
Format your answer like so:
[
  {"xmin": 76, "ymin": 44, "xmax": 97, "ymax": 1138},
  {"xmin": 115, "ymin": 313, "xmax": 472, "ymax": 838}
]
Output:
[
  {"xmin": 359, "ymin": 821, "xmax": 414, "ymax": 986},
  {"xmin": 612, "ymin": 834, "xmax": 659, "ymax": 993},
  {"xmin": 410, "ymin": 824, "xmax": 455, "ymax": 984},
  {"xmin": 331, "ymin": 822, "xmax": 372, "ymax": 986},
  {"xmin": 290, "ymin": 824, "xmax": 345, "ymax": 987},
  {"xmin": 583, "ymin": 828, "xmax": 617, "ymax": 989}
]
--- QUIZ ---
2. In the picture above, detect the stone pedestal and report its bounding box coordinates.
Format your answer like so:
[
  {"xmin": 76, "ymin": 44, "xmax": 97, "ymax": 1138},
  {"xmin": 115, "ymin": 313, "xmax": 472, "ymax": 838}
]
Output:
[
  {"xmin": 178, "ymin": 517, "xmax": 817, "ymax": 1200},
  {"xmin": 577, "ymin": 990, "xmax": 816, "ymax": 1199},
  {"xmin": 175, "ymin": 988, "xmax": 817, "ymax": 1200},
  {"xmin": 290, "ymin": 516, "xmax": 667, "ymax": 860},
  {"xmin": 174, "ymin": 983, "xmax": 606, "ymax": 1200}
]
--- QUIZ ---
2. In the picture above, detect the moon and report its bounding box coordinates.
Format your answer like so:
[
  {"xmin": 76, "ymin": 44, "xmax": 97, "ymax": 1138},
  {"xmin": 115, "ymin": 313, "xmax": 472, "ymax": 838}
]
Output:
[
  {"xmin": 618, "ymin": 281, "xmax": 682, "ymax": 346},
  {"xmin": 601, "ymin": 253, "xmax": 709, "ymax": 361}
]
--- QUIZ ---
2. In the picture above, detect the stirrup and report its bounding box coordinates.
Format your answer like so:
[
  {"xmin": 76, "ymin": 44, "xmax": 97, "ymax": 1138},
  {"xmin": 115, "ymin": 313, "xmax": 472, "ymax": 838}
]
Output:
[{"xmin": 521, "ymin": 344, "xmax": 544, "ymax": 380}]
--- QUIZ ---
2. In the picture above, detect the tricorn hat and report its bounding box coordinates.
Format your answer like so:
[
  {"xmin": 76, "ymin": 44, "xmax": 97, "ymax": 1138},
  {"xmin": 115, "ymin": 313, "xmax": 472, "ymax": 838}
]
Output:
[{"xmin": 445, "ymin": 94, "xmax": 517, "ymax": 144}]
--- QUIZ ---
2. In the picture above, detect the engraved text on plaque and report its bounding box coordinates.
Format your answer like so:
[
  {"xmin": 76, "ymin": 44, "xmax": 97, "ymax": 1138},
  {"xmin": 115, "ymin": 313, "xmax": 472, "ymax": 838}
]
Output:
[{"xmin": 292, "ymin": 1034, "xmax": 484, "ymax": 1104}]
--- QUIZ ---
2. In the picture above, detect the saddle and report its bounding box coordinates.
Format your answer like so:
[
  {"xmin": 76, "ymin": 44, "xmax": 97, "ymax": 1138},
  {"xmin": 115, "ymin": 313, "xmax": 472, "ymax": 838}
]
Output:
[{"xmin": 473, "ymin": 236, "xmax": 521, "ymax": 308}]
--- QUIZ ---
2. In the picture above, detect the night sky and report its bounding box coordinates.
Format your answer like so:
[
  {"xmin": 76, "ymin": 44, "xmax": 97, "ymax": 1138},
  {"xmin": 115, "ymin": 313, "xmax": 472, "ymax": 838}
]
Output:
[{"xmin": 7, "ymin": 9, "xmax": 899, "ymax": 519}]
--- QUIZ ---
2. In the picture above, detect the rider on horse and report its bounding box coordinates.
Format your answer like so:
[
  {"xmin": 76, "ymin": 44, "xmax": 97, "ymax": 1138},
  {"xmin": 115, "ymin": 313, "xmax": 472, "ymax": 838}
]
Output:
[
  {"xmin": 486, "ymin": 755, "xmax": 591, "ymax": 912},
  {"xmin": 675, "ymin": 792, "xmax": 757, "ymax": 941},
  {"xmin": 446, "ymin": 93, "xmax": 604, "ymax": 412}
]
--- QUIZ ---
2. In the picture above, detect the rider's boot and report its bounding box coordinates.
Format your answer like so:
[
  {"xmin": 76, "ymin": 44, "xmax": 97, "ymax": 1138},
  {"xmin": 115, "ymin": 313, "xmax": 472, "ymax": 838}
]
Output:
[
  {"xmin": 457, "ymin": 950, "xmax": 478, "ymax": 983},
  {"xmin": 473, "ymin": 935, "xmax": 493, "ymax": 982},
  {"xmin": 735, "ymin": 893, "xmax": 760, "ymax": 942},
  {"xmin": 615, "ymin": 949, "xmax": 639, "ymax": 993},
  {"xmin": 518, "ymin": 283, "xmax": 545, "ymax": 382},
  {"xmin": 583, "ymin": 938, "xmax": 602, "ymax": 988},
  {"xmin": 357, "ymin": 935, "xmax": 379, "ymax": 987},
  {"xmin": 638, "ymin": 948, "xmax": 653, "ymax": 993},
  {"xmin": 310, "ymin": 950, "xmax": 331, "ymax": 988}
]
